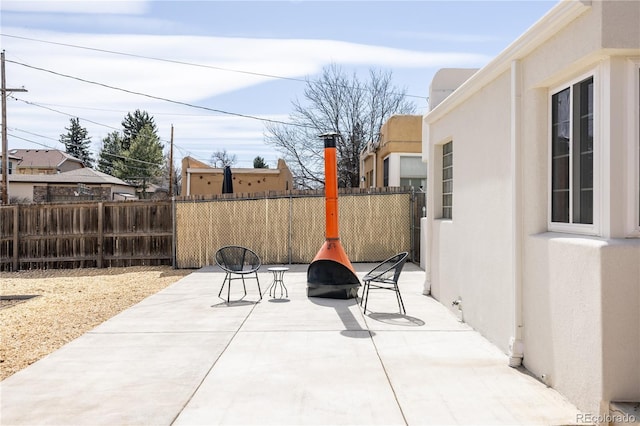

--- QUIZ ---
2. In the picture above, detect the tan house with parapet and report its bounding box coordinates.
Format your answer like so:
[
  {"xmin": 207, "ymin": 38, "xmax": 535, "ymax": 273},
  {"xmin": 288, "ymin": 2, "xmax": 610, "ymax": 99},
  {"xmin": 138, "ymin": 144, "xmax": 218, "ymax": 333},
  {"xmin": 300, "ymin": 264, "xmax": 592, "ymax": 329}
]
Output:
[
  {"xmin": 181, "ymin": 157, "xmax": 294, "ymax": 197},
  {"xmin": 359, "ymin": 115, "xmax": 425, "ymax": 190}
]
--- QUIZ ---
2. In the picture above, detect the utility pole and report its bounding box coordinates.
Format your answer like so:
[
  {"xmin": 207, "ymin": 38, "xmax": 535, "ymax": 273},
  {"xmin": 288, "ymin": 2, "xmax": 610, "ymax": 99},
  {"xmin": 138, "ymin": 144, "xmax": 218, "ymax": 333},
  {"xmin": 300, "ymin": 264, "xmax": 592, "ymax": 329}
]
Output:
[
  {"xmin": 169, "ymin": 124, "xmax": 174, "ymax": 196},
  {"xmin": 1, "ymin": 50, "xmax": 28, "ymax": 205}
]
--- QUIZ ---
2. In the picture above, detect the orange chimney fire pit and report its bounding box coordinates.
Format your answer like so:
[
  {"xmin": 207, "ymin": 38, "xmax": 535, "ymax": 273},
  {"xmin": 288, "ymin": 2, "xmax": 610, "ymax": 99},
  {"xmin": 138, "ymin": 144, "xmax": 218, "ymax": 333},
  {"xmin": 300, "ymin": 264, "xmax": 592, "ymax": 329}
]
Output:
[{"xmin": 307, "ymin": 132, "xmax": 360, "ymax": 299}]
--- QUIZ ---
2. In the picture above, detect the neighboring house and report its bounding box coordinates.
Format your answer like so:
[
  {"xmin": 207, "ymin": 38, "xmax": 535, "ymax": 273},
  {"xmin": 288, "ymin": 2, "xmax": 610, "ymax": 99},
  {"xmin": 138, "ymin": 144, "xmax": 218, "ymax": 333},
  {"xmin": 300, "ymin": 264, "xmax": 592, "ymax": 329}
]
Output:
[
  {"xmin": 180, "ymin": 157, "xmax": 294, "ymax": 197},
  {"xmin": 422, "ymin": 0, "xmax": 639, "ymax": 418},
  {"xmin": 359, "ymin": 115, "xmax": 425, "ymax": 190},
  {"xmin": 0, "ymin": 152, "xmax": 21, "ymax": 175},
  {"xmin": 9, "ymin": 149, "xmax": 85, "ymax": 174},
  {"xmin": 9, "ymin": 168, "xmax": 136, "ymax": 202}
]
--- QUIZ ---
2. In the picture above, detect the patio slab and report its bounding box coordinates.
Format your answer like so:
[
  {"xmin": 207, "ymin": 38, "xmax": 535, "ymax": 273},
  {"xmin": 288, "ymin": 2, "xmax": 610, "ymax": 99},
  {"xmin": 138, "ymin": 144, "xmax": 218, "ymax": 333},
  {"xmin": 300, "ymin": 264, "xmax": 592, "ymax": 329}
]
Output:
[
  {"xmin": 0, "ymin": 263, "xmax": 584, "ymax": 425},
  {"xmin": 174, "ymin": 330, "xmax": 405, "ymax": 425}
]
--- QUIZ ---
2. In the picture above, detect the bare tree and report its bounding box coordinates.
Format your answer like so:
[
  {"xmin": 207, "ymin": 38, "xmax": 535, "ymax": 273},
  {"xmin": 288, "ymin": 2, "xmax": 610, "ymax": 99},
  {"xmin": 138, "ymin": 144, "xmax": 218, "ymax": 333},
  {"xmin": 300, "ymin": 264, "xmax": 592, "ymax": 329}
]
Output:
[
  {"xmin": 265, "ymin": 64, "xmax": 415, "ymax": 189},
  {"xmin": 210, "ymin": 149, "xmax": 237, "ymax": 168}
]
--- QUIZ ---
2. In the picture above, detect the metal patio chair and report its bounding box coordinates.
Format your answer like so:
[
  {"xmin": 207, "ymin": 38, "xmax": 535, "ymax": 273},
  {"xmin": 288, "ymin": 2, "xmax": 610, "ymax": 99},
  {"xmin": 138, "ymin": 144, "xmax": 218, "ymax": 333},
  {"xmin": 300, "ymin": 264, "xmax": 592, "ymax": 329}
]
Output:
[
  {"xmin": 360, "ymin": 252, "xmax": 409, "ymax": 315},
  {"xmin": 215, "ymin": 246, "xmax": 262, "ymax": 302}
]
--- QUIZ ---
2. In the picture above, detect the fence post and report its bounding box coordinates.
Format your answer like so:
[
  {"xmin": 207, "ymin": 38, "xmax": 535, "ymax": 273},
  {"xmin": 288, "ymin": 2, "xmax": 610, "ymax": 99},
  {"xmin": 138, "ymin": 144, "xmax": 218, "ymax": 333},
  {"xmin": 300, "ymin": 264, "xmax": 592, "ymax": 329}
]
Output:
[
  {"xmin": 172, "ymin": 196, "xmax": 176, "ymax": 269},
  {"xmin": 97, "ymin": 202, "xmax": 103, "ymax": 268},
  {"xmin": 288, "ymin": 193, "xmax": 293, "ymax": 264},
  {"xmin": 12, "ymin": 205, "xmax": 18, "ymax": 271},
  {"xmin": 410, "ymin": 189, "xmax": 416, "ymax": 263}
]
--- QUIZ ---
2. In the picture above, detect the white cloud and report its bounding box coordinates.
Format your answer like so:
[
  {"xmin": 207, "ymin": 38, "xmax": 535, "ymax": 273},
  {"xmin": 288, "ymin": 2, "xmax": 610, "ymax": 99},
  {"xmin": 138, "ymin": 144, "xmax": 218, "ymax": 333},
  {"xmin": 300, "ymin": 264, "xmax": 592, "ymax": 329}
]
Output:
[
  {"xmin": 387, "ymin": 30, "xmax": 504, "ymax": 44},
  {"xmin": 2, "ymin": 0, "xmax": 149, "ymax": 14},
  {"xmin": 2, "ymin": 28, "xmax": 490, "ymax": 166},
  {"xmin": 3, "ymin": 29, "xmax": 489, "ymax": 102}
]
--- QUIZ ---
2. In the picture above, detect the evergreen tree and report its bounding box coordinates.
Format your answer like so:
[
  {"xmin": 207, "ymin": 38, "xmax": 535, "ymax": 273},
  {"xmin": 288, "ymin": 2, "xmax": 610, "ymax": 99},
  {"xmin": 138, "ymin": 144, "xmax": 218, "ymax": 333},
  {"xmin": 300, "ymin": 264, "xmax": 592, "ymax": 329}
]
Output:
[
  {"xmin": 116, "ymin": 124, "xmax": 164, "ymax": 193},
  {"xmin": 60, "ymin": 117, "xmax": 94, "ymax": 168},
  {"xmin": 122, "ymin": 109, "xmax": 157, "ymax": 150},
  {"xmin": 96, "ymin": 131, "xmax": 123, "ymax": 176},
  {"xmin": 253, "ymin": 156, "xmax": 269, "ymax": 169}
]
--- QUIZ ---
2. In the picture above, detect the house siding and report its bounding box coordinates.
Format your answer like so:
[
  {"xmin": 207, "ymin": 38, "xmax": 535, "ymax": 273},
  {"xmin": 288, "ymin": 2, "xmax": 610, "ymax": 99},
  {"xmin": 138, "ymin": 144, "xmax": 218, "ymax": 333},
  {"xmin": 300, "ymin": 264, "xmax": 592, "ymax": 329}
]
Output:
[
  {"xmin": 423, "ymin": 0, "xmax": 640, "ymax": 416},
  {"xmin": 33, "ymin": 185, "xmax": 112, "ymax": 202},
  {"xmin": 181, "ymin": 157, "xmax": 294, "ymax": 197},
  {"xmin": 360, "ymin": 115, "xmax": 422, "ymax": 188},
  {"xmin": 427, "ymin": 70, "xmax": 514, "ymax": 352}
]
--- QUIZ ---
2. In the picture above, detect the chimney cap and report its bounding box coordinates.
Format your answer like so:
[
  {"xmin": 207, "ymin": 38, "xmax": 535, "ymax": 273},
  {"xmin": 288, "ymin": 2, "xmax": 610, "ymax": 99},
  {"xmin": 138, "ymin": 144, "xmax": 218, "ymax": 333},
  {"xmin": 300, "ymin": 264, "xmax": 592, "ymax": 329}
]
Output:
[{"xmin": 319, "ymin": 132, "xmax": 339, "ymax": 148}]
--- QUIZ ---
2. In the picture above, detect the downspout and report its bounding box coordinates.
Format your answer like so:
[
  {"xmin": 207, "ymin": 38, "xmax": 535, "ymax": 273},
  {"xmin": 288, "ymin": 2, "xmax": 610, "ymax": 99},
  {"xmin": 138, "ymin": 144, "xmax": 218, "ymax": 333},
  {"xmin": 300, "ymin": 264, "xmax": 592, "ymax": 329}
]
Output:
[
  {"xmin": 186, "ymin": 169, "xmax": 191, "ymax": 196},
  {"xmin": 509, "ymin": 59, "xmax": 524, "ymax": 367},
  {"xmin": 423, "ymin": 118, "xmax": 432, "ymax": 295}
]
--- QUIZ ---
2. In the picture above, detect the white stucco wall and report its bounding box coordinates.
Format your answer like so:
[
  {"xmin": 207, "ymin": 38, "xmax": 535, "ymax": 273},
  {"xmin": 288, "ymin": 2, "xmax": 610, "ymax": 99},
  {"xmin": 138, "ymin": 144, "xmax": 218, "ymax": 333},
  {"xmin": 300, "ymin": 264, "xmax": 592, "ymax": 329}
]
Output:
[
  {"xmin": 384, "ymin": 154, "xmax": 401, "ymax": 187},
  {"xmin": 518, "ymin": 1, "xmax": 640, "ymax": 414},
  {"xmin": 524, "ymin": 235, "xmax": 606, "ymax": 413},
  {"xmin": 8, "ymin": 182, "xmax": 34, "ymax": 201},
  {"xmin": 600, "ymin": 241, "xmax": 640, "ymax": 406},
  {"xmin": 426, "ymin": 70, "xmax": 514, "ymax": 352},
  {"xmin": 423, "ymin": 0, "xmax": 640, "ymax": 416}
]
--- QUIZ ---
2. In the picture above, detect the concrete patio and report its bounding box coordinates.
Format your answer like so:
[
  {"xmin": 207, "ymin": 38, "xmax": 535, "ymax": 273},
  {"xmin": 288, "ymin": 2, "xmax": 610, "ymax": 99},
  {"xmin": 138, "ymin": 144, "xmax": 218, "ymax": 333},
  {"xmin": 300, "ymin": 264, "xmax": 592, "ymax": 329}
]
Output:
[{"xmin": 0, "ymin": 263, "xmax": 584, "ymax": 425}]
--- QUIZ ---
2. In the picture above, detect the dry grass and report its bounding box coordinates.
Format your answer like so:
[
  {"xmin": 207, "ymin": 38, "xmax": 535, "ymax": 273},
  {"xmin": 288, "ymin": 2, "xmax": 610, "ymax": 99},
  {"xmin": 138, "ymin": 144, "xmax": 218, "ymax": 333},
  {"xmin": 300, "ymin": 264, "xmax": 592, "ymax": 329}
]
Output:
[{"xmin": 0, "ymin": 266, "xmax": 193, "ymax": 381}]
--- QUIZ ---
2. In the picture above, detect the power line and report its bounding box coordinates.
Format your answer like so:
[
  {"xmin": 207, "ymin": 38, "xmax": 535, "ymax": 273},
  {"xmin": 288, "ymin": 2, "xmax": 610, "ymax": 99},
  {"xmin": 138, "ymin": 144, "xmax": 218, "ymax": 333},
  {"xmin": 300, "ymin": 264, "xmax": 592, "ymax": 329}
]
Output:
[
  {"xmin": 8, "ymin": 59, "xmax": 315, "ymax": 129},
  {"xmin": 9, "ymin": 95, "xmax": 226, "ymax": 166},
  {"xmin": 10, "ymin": 96, "xmax": 121, "ymax": 131},
  {"xmin": 7, "ymin": 132, "xmax": 56, "ymax": 148},
  {"xmin": 0, "ymin": 33, "xmax": 429, "ymax": 101},
  {"xmin": 7, "ymin": 131, "xmax": 162, "ymax": 170},
  {"xmin": 10, "ymin": 127, "xmax": 59, "ymax": 142}
]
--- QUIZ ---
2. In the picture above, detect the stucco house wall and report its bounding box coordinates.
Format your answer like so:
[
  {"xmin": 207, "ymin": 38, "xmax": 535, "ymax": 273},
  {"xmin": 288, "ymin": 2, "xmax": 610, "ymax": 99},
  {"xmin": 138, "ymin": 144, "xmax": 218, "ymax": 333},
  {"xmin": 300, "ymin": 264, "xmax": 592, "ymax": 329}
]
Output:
[
  {"xmin": 360, "ymin": 115, "xmax": 423, "ymax": 188},
  {"xmin": 181, "ymin": 157, "xmax": 294, "ymax": 197},
  {"xmin": 426, "ymin": 70, "xmax": 514, "ymax": 351},
  {"xmin": 423, "ymin": 0, "xmax": 640, "ymax": 416},
  {"xmin": 7, "ymin": 168, "xmax": 135, "ymax": 202}
]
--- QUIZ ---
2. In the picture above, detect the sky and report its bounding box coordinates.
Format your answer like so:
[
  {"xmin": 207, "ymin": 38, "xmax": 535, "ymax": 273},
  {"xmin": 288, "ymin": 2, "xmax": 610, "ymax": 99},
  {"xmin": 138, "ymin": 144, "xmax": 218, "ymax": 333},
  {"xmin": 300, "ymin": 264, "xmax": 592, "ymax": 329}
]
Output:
[{"xmin": 1, "ymin": 0, "xmax": 557, "ymax": 168}]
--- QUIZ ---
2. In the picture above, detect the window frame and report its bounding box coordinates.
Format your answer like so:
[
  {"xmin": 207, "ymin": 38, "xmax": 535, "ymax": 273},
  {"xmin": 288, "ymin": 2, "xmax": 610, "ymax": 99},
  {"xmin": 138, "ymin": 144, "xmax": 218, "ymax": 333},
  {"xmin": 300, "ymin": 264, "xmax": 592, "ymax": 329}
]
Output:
[
  {"xmin": 383, "ymin": 157, "xmax": 389, "ymax": 187},
  {"xmin": 442, "ymin": 141, "xmax": 453, "ymax": 220},
  {"xmin": 627, "ymin": 59, "xmax": 640, "ymax": 237},
  {"xmin": 548, "ymin": 71, "xmax": 599, "ymax": 235}
]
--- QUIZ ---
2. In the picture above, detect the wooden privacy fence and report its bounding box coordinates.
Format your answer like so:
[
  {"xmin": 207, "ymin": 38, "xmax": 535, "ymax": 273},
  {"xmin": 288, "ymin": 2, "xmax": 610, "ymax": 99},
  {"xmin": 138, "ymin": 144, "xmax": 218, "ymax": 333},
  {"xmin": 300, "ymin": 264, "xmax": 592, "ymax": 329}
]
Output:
[
  {"xmin": 0, "ymin": 188, "xmax": 422, "ymax": 271},
  {"xmin": 175, "ymin": 189, "xmax": 415, "ymax": 268},
  {"xmin": 0, "ymin": 201, "xmax": 173, "ymax": 271}
]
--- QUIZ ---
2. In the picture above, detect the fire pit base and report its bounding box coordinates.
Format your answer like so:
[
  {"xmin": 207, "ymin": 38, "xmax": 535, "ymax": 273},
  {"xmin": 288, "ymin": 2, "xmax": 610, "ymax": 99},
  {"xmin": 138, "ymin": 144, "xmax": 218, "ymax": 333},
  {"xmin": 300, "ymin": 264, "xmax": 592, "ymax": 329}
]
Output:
[
  {"xmin": 307, "ymin": 259, "xmax": 360, "ymax": 299},
  {"xmin": 307, "ymin": 283, "xmax": 359, "ymax": 299}
]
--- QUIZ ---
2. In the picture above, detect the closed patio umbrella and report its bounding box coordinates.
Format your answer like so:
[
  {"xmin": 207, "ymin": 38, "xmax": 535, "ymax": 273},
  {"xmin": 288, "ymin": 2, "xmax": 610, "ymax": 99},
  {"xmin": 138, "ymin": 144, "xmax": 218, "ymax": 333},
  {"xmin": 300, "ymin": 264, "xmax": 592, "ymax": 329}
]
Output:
[{"xmin": 222, "ymin": 165, "xmax": 234, "ymax": 194}]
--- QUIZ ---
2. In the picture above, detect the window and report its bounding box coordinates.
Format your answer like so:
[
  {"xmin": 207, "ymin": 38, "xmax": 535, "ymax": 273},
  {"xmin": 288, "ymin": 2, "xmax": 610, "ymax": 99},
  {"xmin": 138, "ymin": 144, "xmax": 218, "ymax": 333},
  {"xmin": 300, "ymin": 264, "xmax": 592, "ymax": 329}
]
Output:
[
  {"xmin": 442, "ymin": 141, "xmax": 453, "ymax": 219},
  {"xmin": 399, "ymin": 156, "xmax": 427, "ymax": 190},
  {"xmin": 551, "ymin": 76, "xmax": 593, "ymax": 225},
  {"xmin": 383, "ymin": 158, "xmax": 389, "ymax": 187}
]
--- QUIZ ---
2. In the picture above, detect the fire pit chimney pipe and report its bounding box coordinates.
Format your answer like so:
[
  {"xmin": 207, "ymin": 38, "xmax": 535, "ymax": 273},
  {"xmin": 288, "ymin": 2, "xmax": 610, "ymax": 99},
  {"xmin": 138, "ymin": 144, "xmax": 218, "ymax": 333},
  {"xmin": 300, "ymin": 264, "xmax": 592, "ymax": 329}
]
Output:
[{"xmin": 307, "ymin": 132, "xmax": 360, "ymax": 299}]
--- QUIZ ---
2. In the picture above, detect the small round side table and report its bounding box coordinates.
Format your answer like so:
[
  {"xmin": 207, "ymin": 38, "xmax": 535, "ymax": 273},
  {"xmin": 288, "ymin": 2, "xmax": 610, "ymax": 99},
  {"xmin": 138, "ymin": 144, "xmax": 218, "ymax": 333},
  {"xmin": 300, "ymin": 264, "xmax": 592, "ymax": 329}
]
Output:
[{"xmin": 267, "ymin": 267, "xmax": 289, "ymax": 298}]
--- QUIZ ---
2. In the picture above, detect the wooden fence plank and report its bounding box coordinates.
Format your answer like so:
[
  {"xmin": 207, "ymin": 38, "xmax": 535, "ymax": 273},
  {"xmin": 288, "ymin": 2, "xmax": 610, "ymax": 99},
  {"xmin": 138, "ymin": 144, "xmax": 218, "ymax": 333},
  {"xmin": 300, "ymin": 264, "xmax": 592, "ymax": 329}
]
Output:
[
  {"xmin": 0, "ymin": 200, "xmax": 173, "ymax": 271},
  {"xmin": 12, "ymin": 206, "xmax": 18, "ymax": 270},
  {"xmin": 1, "ymin": 188, "xmax": 418, "ymax": 271},
  {"xmin": 97, "ymin": 202, "xmax": 103, "ymax": 268}
]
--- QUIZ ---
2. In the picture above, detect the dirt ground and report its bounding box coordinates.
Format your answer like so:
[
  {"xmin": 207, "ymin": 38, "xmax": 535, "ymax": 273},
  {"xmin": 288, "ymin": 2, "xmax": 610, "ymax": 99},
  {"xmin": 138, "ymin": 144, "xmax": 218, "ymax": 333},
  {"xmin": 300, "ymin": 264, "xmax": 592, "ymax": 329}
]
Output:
[{"xmin": 0, "ymin": 266, "xmax": 193, "ymax": 381}]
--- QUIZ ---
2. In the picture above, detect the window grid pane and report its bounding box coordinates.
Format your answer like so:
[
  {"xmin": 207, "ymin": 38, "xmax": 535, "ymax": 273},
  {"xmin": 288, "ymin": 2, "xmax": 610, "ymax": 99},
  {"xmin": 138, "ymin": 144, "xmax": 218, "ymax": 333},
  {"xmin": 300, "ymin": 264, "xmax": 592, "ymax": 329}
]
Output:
[
  {"xmin": 573, "ymin": 77, "xmax": 593, "ymax": 225},
  {"xmin": 552, "ymin": 89, "xmax": 571, "ymax": 223},
  {"xmin": 442, "ymin": 141, "xmax": 453, "ymax": 219},
  {"xmin": 550, "ymin": 77, "xmax": 593, "ymax": 226}
]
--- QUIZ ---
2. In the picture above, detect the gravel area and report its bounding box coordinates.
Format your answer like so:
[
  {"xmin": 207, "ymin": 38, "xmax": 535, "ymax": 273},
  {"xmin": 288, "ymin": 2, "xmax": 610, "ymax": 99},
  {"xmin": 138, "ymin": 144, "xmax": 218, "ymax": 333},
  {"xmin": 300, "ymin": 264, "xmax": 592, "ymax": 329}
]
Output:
[{"xmin": 0, "ymin": 266, "xmax": 193, "ymax": 381}]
